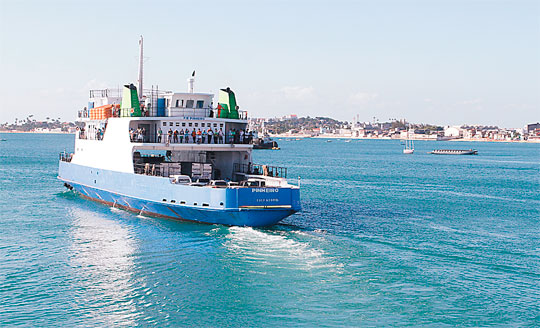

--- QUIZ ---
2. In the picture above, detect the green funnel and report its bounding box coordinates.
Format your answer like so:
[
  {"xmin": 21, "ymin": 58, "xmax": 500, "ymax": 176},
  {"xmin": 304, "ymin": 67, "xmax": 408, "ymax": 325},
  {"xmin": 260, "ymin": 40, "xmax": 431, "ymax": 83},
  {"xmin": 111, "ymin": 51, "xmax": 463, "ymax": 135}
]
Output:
[
  {"xmin": 121, "ymin": 84, "xmax": 141, "ymax": 117},
  {"xmin": 218, "ymin": 87, "xmax": 239, "ymax": 119}
]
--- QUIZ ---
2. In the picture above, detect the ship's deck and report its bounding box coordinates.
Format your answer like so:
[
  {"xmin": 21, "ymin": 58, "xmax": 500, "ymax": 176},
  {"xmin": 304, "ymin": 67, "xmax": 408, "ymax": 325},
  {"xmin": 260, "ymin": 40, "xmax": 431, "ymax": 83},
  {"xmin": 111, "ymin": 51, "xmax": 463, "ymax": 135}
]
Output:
[{"xmin": 132, "ymin": 142, "xmax": 252, "ymax": 151}]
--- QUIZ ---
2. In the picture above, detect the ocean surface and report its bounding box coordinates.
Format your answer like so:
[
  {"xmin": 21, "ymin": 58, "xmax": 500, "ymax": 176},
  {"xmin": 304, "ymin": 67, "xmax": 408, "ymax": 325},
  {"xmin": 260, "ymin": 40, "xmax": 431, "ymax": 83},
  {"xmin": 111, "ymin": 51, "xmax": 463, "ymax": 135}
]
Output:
[{"xmin": 1, "ymin": 133, "xmax": 539, "ymax": 327}]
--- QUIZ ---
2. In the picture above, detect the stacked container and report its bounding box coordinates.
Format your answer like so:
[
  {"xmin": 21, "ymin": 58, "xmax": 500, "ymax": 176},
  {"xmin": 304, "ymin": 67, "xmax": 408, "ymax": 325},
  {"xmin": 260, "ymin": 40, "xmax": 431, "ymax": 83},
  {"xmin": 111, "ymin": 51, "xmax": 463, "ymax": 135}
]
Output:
[
  {"xmin": 192, "ymin": 163, "xmax": 212, "ymax": 179},
  {"xmin": 89, "ymin": 105, "xmax": 113, "ymax": 120}
]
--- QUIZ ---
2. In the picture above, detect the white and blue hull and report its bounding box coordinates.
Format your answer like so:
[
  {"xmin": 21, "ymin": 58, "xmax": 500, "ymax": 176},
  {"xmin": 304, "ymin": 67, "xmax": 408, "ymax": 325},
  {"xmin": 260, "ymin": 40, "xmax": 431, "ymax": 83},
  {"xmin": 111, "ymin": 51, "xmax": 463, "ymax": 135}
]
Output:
[{"xmin": 58, "ymin": 161, "xmax": 301, "ymax": 227}]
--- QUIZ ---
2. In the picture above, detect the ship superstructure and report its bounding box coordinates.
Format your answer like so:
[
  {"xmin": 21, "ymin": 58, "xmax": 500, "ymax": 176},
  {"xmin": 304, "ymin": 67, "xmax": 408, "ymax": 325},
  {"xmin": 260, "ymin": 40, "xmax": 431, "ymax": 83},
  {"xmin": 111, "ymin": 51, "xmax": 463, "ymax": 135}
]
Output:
[{"xmin": 58, "ymin": 37, "xmax": 300, "ymax": 227}]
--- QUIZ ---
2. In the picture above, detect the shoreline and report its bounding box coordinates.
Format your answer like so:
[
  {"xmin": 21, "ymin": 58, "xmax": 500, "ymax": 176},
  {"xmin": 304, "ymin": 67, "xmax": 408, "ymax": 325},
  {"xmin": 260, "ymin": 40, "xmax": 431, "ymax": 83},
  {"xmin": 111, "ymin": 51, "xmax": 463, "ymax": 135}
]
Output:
[
  {"xmin": 271, "ymin": 134, "xmax": 540, "ymax": 144},
  {"xmin": 0, "ymin": 130, "xmax": 74, "ymax": 135}
]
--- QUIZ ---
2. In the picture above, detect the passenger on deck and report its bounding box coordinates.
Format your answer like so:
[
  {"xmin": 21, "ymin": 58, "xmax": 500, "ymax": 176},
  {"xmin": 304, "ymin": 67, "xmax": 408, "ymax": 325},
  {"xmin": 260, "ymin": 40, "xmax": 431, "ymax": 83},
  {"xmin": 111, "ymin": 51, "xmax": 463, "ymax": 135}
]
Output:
[
  {"xmin": 191, "ymin": 129, "xmax": 196, "ymax": 143},
  {"xmin": 184, "ymin": 129, "xmax": 190, "ymax": 143},
  {"xmin": 173, "ymin": 129, "xmax": 179, "ymax": 143},
  {"xmin": 218, "ymin": 129, "xmax": 224, "ymax": 144},
  {"xmin": 196, "ymin": 129, "xmax": 202, "ymax": 144},
  {"xmin": 240, "ymin": 130, "xmax": 244, "ymax": 144},
  {"xmin": 179, "ymin": 129, "xmax": 184, "ymax": 143},
  {"xmin": 157, "ymin": 128, "xmax": 162, "ymax": 143},
  {"xmin": 167, "ymin": 129, "xmax": 173, "ymax": 144},
  {"xmin": 207, "ymin": 128, "xmax": 213, "ymax": 144},
  {"xmin": 229, "ymin": 129, "xmax": 235, "ymax": 144},
  {"xmin": 202, "ymin": 129, "xmax": 207, "ymax": 143}
]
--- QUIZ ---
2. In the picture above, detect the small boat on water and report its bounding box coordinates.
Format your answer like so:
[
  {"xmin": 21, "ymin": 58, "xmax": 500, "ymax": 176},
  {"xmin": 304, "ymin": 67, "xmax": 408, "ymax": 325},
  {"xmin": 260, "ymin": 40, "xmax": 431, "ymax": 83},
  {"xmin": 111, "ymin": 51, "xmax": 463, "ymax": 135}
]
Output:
[
  {"xmin": 403, "ymin": 129, "xmax": 414, "ymax": 154},
  {"xmin": 326, "ymin": 140, "xmax": 332, "ymax": 142},
  {"xmin": 430, "ymin": 149, "xmax": 478, "ymax": 155},
  {"xmin": 252, "ymin": 136, "xmax": 279, "ymax": 150}
]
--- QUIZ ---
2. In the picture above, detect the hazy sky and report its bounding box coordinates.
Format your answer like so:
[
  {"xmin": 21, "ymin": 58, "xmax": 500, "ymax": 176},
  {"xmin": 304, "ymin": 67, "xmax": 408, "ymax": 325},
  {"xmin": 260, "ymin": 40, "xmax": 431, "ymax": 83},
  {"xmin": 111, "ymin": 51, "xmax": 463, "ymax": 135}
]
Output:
[{"xmin": 0, "ymin": 0, "xmax": 538, "ymax": 127}]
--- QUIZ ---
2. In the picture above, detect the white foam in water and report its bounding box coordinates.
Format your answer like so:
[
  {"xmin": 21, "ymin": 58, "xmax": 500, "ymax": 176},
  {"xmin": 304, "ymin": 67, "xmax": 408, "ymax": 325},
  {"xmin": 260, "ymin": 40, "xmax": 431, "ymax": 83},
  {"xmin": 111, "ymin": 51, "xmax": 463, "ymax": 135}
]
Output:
[{"xmin": 224, "ymin": 227, "xmax": 342, "ymax": 272}]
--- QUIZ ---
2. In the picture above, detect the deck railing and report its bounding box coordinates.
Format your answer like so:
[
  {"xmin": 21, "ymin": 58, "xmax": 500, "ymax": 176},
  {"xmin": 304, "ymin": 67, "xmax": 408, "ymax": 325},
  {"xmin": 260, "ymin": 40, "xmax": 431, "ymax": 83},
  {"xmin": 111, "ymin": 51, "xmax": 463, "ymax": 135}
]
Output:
[
  {"xmin": 78, "ymin": 108, "xmax": 248, "ymax": 120},
  {"xmin": 234, "ymin": 163, "xmax": 287, "ymax": 178},
  {"xmin": 131, "ymin": 132, "xmax": 254, "ymax": 145}
]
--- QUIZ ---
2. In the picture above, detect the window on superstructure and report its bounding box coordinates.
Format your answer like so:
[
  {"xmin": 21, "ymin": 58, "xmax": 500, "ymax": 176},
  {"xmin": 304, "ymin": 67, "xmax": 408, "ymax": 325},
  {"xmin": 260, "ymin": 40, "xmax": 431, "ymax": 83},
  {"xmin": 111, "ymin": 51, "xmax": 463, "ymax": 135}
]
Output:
[
  {"xmin": 201, "ymin": 123, "xmax": 205, "ymax": 127},
  {"xmin": 175, "ymin": 100, "xmax": 179, "ymax": 107},
  {"xmin": 169, "ymin": 122, "xmax": 173, "ymax": 126},
  {"xmin": 176, "ymin": 122, "xmax": 179, "ymax": 126},
  {"xmin": 182, "ymin": 122, "xmax": 186, "ymax": 127},
  {"xmin": 213, "ymin": 123, "xmax": 217, "ymax": 127},
  {"xmin": 181, "ymin": 100, "xmax": 184, "ymax": 107},
  {"xmin": 220, "ymin": 123, "xmax": 224, "ymax": 127},
  {"xmin": 196, "ymin": 100, "xmax": 204, "ymax": 108},
  {"xmin": 186, "ymin": 100, "xmax": 194, "ymax": 108},
  {"xmin": 163, "ymin": 122, "xmax": 166, "ymax": 126},
  {"xmin": 195, "ymin": 123, "xmax": 198, "ymax": 127},
  {"xmin": 189, "ymin": 123, "xmax": 192, "ymax": 127}
]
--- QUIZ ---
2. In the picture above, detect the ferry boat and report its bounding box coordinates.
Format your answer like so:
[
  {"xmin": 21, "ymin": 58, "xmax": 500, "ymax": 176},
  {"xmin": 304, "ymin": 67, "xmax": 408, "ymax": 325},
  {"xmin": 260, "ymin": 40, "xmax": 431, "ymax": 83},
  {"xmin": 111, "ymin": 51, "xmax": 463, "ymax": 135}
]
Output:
[
  {"xmin": 58, "ymin": 37, "xmax": 300, "ymax": 227},
  {"xmin": 429, "ymin": 149, "xmax": 478, "ymax": 155}
]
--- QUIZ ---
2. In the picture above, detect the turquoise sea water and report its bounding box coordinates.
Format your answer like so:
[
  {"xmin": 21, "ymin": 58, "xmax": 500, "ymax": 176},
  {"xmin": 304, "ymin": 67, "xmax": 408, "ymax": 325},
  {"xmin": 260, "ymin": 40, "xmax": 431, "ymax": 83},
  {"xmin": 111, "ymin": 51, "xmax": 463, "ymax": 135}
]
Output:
[{"xmin": 1, "ymin": 133, "xmax": 539, "ymax": 327}]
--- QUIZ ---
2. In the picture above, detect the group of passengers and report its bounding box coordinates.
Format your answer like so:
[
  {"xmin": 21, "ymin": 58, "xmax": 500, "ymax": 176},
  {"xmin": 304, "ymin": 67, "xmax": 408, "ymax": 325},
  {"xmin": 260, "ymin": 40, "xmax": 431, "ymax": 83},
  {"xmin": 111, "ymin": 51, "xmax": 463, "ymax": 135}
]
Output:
[
  {"xmin": 158, "ymin": 128, "xmax": 223, "ymax": 144},
  {"xmin": 76, "ymin": 126, "xmax": 105, "ymax": 141},
  {"xmin": 156, "ymin": 128, "xmax": 253, "ymax": 145},
  {"xmin": 228, "ymin": 128, "xmax": 254, "ymax": 144},
  {"xmin": 130, "ymin": 127, "xmax": 146, "ymax": 142}
]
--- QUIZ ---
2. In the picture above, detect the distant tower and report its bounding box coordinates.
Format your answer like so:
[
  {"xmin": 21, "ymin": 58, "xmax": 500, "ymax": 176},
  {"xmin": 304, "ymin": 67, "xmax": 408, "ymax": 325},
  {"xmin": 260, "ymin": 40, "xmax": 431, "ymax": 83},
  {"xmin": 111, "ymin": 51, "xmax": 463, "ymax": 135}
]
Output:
[
  {"xmin": 187, "ymin": 70, "xmax": 195, "ymax": 93},
  {"xmin": 137, "ymin": 36, "xmax": 144, "ymax": 100}
]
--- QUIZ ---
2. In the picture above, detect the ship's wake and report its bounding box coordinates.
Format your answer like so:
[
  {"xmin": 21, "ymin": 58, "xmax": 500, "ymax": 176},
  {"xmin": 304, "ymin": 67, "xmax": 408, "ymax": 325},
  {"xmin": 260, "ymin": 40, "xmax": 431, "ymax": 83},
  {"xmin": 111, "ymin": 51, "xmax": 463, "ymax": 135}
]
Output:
[{"xmin": 221, "ymin": 226, "xmax": 343, "ymax": 273}]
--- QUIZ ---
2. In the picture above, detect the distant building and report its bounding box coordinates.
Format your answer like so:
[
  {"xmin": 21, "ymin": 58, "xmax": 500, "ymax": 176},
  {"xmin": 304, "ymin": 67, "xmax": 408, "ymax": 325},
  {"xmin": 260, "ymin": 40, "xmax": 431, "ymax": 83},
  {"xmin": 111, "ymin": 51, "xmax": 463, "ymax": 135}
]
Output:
[
  {"xmin": 281, "ymin": 114, "xmax": 298, "ymax": 121},
  {"xmin": 527, "ymin": 122, "xmax": 540, "ymax": 135},
  {"xmin": 444, "ymin": 126, "xmax": 463, "ymax": 138}
]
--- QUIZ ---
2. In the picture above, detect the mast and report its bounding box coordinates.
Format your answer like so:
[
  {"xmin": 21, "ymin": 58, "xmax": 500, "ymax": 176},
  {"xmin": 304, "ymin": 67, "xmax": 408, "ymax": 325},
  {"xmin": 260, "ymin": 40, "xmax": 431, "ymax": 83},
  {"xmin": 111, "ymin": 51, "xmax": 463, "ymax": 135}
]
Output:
[{"xmin": 138, "ymin": 35, "xmax": 144, "ymax": 100}]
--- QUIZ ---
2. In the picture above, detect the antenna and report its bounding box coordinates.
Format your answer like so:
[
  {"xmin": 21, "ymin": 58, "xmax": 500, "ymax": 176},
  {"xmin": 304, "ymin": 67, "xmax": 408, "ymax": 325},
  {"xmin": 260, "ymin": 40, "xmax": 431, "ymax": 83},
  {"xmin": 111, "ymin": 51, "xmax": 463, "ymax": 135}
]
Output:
[{"xmin": 138, "ymin": 36, "xmax": 144, "ymax": 100}]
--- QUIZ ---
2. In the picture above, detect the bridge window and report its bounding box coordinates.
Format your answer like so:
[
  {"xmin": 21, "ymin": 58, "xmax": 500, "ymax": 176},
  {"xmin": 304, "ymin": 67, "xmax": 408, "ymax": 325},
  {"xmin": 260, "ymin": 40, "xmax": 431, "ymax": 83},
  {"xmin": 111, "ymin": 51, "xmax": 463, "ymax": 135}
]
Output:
[
  {"xmin": 186, "ymin": 100, "xmax": 194, "ymax": 108},
  {"xmin": 175, "ymin": 100, "xmax": 179, "ymax": 107},
  {"xmin": 196, "ymin": 100, "xmax": 204, "ymax": 108},
  {"xmin": 163, "ymin": 122, "xmax": 166, "ymax": 126}
]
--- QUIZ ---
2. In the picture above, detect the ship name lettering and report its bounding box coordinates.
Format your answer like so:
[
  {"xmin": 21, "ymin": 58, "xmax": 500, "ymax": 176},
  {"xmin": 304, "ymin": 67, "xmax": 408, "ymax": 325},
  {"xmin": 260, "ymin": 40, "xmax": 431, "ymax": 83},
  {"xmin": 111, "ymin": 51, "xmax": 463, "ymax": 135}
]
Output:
[{"xmin": 252, "ymin": 188, "xmax": 278, "ymax": 193}]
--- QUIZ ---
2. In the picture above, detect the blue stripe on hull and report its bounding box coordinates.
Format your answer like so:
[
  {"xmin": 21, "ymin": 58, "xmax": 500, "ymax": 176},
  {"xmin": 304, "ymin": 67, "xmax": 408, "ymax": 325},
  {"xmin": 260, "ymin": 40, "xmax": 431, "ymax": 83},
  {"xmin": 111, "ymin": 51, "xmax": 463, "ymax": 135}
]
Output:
[{"xmin": 63, "ymin": 180, "xmax": 296, "ymax": 227}]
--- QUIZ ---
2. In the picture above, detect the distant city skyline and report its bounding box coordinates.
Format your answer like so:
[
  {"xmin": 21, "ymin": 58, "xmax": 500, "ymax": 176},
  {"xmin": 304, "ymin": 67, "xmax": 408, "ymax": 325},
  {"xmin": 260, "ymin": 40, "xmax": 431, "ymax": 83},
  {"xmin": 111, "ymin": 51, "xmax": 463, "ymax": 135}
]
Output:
[{"xmin": 0, "ymin": 0, "xmax": 538, "ymax": 128}]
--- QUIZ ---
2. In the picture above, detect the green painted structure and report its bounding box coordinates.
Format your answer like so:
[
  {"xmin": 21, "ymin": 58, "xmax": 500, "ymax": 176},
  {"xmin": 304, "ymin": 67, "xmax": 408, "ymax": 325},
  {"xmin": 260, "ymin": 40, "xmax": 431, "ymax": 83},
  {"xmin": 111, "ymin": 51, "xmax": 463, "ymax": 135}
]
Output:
[
  {"xmin": 218, "ymin": 87, "xmax": 239, "ymax": 119},
  {"xmin": 121, "ymin": 84, "xmax": 141, "ymax": 117}
]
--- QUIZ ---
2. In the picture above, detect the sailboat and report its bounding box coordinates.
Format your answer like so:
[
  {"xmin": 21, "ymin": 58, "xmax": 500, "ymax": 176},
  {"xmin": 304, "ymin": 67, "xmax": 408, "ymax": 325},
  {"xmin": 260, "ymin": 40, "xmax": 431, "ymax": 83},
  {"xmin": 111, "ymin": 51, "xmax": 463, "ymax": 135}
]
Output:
[{"xmin": 403, "ymin": 129, "xmax": 414, "ymax": 154}]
